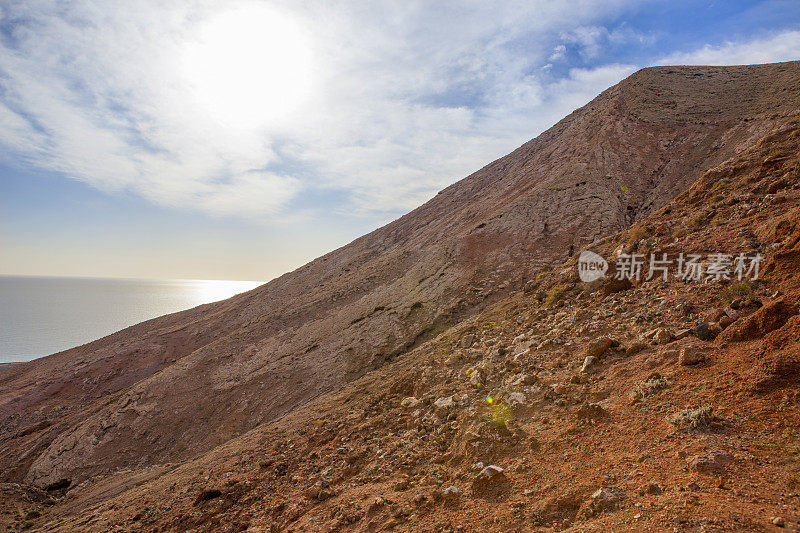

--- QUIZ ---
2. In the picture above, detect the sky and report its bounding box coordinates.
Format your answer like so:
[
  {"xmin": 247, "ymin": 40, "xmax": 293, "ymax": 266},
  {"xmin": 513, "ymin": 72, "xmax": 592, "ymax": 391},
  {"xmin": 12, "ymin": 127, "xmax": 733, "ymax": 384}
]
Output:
[{"xmin": 1, "ymin": 1, "xmax": 799, "ymax": 282}]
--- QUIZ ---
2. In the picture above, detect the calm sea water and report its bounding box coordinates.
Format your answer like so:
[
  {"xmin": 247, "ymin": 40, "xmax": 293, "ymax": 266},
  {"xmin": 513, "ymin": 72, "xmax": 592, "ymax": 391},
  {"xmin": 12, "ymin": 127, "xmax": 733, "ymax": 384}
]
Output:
[{"xmin": 0, "ymin": 276, "xmax": 263, "ymax": 363}]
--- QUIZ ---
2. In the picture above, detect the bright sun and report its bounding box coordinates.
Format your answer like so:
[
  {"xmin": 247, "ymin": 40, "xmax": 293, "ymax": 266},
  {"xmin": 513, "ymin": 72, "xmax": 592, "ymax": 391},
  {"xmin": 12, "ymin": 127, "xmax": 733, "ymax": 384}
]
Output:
[{"xmin": 181, "ymin": 5, "xmax": 313, "ymax": 129}]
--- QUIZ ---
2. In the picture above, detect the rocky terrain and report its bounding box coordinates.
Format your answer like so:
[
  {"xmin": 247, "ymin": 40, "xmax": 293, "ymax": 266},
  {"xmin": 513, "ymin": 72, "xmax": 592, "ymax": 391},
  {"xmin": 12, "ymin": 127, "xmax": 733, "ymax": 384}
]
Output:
[{"xmin": 1, "ymin": 61, "xmax": 800, "ymax": 531}]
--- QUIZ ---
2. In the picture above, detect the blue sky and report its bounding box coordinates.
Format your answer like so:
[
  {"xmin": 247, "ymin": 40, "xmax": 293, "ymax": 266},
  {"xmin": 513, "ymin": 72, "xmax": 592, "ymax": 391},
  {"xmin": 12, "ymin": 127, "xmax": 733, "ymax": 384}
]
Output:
[{"xmin": 1, "ymin": 0, "xmax": 799, "ymax": 281}]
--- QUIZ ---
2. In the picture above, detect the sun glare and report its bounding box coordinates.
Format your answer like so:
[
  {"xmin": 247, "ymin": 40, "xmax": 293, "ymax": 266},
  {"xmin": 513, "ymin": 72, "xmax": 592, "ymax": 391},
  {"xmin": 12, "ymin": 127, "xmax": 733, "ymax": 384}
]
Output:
[{"xmin": 181, "ymin": 5, "xmax": 314, "ymax": 130}]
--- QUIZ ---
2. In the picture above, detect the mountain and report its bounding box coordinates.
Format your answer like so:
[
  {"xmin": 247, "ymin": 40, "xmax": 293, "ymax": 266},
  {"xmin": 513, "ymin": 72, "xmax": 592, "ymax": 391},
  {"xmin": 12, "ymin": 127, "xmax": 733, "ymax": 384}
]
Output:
[{"xmin": 1, "ymin": 63, "xmax": 799, "ymax": 530}]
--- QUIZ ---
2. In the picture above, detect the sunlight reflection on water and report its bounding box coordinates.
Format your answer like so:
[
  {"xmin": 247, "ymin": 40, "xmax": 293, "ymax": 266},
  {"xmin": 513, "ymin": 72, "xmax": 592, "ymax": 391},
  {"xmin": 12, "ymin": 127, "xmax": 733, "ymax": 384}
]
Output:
[{"xmin": 0, "ymin": 277, "xmax": 263, "ymax": 363}]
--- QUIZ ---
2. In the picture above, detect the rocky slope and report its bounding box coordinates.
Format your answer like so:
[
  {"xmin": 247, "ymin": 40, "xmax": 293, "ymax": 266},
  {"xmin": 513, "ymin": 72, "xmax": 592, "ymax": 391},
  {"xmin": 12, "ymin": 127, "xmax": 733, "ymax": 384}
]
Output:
[
  {"xmin": 1, "ymin": 61, "xmax": 799, "ymax": 531},
  {"xmin": 8, "ymin": 107, "xmax": 800, "ymax": 533}
]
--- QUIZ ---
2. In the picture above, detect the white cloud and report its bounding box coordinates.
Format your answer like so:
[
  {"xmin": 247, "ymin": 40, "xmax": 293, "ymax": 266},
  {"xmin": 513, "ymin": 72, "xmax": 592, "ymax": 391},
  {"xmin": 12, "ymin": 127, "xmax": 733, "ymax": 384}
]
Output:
[
  {"xmin": 8, "ymin": 2, "xmax": 793, "ymax": 224},
  {"xmin": 657, "ymin": 30, "xmax": 800, "ymax": 66}
]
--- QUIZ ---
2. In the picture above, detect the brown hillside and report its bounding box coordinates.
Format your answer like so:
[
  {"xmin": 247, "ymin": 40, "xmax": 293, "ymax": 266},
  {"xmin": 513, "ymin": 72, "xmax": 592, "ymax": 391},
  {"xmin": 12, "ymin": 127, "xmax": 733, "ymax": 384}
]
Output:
[
  {"xmin": 14, "ymin": 104, "xmax": 800, "ymax": 533},
  {"xmin": 1, "ymin": 61, "xmax": 799, "ymax": 498}
]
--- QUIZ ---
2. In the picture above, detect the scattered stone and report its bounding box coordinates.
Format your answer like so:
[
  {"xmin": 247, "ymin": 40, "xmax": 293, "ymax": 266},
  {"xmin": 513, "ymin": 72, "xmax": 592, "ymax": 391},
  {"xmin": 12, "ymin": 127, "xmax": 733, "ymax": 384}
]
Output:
[
  {"xmin": 707, "ymin": 308, "xmax": 728, "ymax": 323},
  {"xmin": 401, "ymin": 396, "xmax": 421, "ymax": 408},
  {"xmin": 461, "ymin": 335, "xmax": 475, "ymax": 349},
  {"xmin": 586, "ymin": 337, "xmax": 613, "ymax": 358},
  {"xmin": 654, "ymin": 328, "xmax": 673, "ymax": 345},
  {"xmin": 443, "ymin": 486, "xmax": 459, "ymax": 499},
  {"xmin": 434, "ymin": 396, "xmax": 455, "ymax": 412},
  {"xmin": 625, "ymin": 342, "xmax": 648, "ymax": 356},
  {"xmin": 581, "ymin": 487, "xmax": 625, "ymax": 517},
  {"xmin": 772, "ymin": 516, "xmax": 786, "ymax": 527},
  {"xmin": 673, "ymin": 328, "xmax": 692, "ymax": 340},
  {"xmin": 576, "ymin": 403, "xmax": 607, "ymax": 420},
  {"xmin": 394, "ymin": 478, "xmax": 410, "ymax": 491},
  {"xmin": 688, "ymin": 450, "xmax": 733, "ymax": 475},
  {"xmin": 693, "ymin": 322, "xmax": 717, "ymax": 341},
  {"xmin": 679, "ymin": 347, "xmax": 706, "ymax": 366},
  {"xmin": 506, "ymin": 392, "xmax": 526, "ymax": 407},
  {"xmin": 638, "ymin": 482, "xmax": 663, "ymax": 496},
  {"xmin": 476, "ymin": 465, "xmax": 504, "ymax": 481},
  {"xmin": 723, "ymin": 307, "xmax": 740, "ymax": 320},
  {"xmin": 580, "ymin": 356, "xmax": 598, "ymax": 374},
  {"xmin": 306, "ymin": 479, "xmax": 333, "ymax": 501}
]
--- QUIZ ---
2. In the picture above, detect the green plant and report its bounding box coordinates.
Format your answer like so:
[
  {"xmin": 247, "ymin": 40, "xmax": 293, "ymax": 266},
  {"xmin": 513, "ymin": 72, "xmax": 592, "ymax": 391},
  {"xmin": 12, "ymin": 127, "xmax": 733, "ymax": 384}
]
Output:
[
  {"xmin": 719, "ymin": 280, "xmax": 757, "ymax": 305},
  {"xmin": 711, "ymin": 177, "xmax": 730, "ymax": 191},
  {"xmin": 544, "ymin": 283, "xmax": 571, "ymax": 306},
  {"xmin": 760, "ymin": 147, "xmax": 790, "ymax": 161},
  {"xmin": 626, "ymin": 226, "xmax": 649, "ymax": 244},
  {"xmin": 686, "ymin": 212, "xmax": 707, "ymax": 229}
]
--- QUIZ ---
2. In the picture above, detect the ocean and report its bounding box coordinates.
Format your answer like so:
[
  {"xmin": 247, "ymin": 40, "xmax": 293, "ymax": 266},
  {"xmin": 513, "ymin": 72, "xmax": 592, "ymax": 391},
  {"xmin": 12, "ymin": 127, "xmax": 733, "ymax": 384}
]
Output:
[{"xmin": 0, "ymin": 276, "xmax": 263, "ymax": 363}]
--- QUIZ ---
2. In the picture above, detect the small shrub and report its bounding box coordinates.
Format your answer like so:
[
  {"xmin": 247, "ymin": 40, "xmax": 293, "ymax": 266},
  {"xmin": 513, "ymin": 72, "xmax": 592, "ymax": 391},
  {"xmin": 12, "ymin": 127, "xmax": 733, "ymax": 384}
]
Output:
[
  {"xmin": 711, "ymin": 177, "xmax": 730, "ymax": 191},
  {"xmin": 671, "ymin": 405, "xmax": 715, "ymax": 431},
  {"xmin": 687, "ymin": 212, "xmax": 707, "ymax": 229},
  {"xmin": 626, "ymin": 226, "xmax": 649, "ymax": 244},
  {"xmin": 719, "ymin": 280, "xmax": 756, "ymax": 305},
  {"xmin": 711, "ymin": 215, "xmax": 726, "ymax": 226},
  {"xmin": 673, "ymin": 227, "xmax": 688, "ymax": 239},
  {"xmin": 544, "ymin": 284, "xmax": 571, "ymax": 306},
  {"xmin": 631, "ymin": 373, "xmax": 668, "ymax": 401},
  {"xmin": 760, "ymin": 147, "xmax": 790, "ymax": 161}
]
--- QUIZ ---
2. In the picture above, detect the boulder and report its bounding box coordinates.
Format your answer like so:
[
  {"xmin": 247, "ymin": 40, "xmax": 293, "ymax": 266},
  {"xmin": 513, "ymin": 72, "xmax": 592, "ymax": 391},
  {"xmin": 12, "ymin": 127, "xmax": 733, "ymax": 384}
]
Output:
[
  {"xmin": 688, "ymin": 450, "xmax": 733, "ymax": 475},
  {"xmin": 401, "ymin": 396, "xmax": 421, "ymax": 408},
  {"xmin": 461, "ymin": 334, "xmax": 475, "ymax": 349},
  {"xmin": 654, "ymin": 328, "xmax": 673, "ymax": 345},
  {"xmin": 693, "ymin": 322, "xmax": 717, "ymax": 341},
  {"xmin": 601, "ymin": 276, "xmax": 633, "ymax": 296},
  {"xmin": 434, "ymin": 396, "xmax": 455, "ymax": 411},
  {"xmin": 576, "ymin": 403, "xmax": 607, "ymax": 420},
  {"xmin": 471, "ymin": 465, "xmax": 510, "ymax": 500},
  {"xmin": 625, "ymin": 342, "xmax": 647, "ymax": 356},
  {"xmin": 586, "ymin": 337, "xmax": 613, "ymax": 358},
  {"xmin": 679, "ymin": 347, "xmax": 705, "ymax": 366}
]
